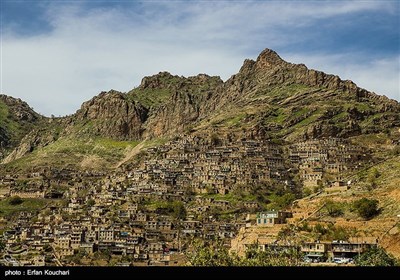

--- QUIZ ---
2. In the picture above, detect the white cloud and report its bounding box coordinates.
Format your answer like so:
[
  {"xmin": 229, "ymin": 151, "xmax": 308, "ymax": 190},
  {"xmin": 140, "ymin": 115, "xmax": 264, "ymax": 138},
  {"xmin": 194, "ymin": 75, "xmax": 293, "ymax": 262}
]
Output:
[{"xmin": 1, "ymin": 1, "xmax": 398, "ymax": 116}]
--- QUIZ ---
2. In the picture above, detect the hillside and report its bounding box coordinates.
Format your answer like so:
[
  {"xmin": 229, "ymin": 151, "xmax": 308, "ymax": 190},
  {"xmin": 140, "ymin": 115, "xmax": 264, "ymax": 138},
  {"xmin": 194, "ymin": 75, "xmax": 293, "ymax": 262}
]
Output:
[
  {"xmin": 231, "ymin": 152, "xmax": 400, "ymax": 258},
  {"xmin": 1, "ymin": 48, "xmax": 399, "ymax": 172},
  {"xmin": 0, "ymin": 95, "xmax": 43, "ymax": 160},
  {"xmin": 0, "ymin": 48, "xmax": 399, "ymax": 266}
]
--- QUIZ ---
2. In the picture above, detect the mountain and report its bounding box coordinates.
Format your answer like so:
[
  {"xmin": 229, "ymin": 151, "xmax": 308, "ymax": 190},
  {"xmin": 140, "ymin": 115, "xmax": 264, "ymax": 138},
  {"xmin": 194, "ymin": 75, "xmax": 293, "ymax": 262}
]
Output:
[
  {"xmin": 66, "ymin": 49, "xmax": 400, "ymax": 143},
  {"xmin": 0, "ymin": 95, "xmax": 43, "ymax": 159},
  {"xmin": 1, "ymin": 48, "xmax": 399, "ymax": 172},
  {"xmin": 1, "ymin": 48, "xmax": 400, "ymax": 263}
]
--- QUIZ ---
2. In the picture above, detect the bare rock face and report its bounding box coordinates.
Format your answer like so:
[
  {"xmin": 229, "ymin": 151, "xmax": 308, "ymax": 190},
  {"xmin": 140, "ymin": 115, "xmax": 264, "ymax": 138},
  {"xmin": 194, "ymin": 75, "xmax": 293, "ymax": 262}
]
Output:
[
  {"xmin": 141, "ymin": 73, "xmax": 224, "ymax": 138},
  {"xmin": 144, "ymin": 91, "xmax": 201, "ymax": 138},
  {"xmin": 75, "ymin": 90, "xmax": 148, "ymax": 140},
  {"xmin": 63, "ymin": 48, "xmax": 398, "ymax": 143},
  {"xmin": 2, "ymin": 47, "xmax": 400, "ymax": 166}
]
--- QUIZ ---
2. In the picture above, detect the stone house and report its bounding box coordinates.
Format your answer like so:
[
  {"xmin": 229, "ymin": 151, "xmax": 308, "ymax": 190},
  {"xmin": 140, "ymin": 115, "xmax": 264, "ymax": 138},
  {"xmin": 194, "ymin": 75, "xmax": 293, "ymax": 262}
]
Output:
[{"xmin": 256, "ymin": 211, "xmax": 292, "ymax": 226}]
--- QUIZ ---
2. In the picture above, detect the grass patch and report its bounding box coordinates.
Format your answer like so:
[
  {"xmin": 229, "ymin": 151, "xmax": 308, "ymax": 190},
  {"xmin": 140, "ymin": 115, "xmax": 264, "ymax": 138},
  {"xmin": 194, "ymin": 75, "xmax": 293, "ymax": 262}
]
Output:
[
  {"xmin": 292, "ymin": 107, "xmax": 310, "ymax": 117},
  {"xmin": 223, "ymin": 113, "xmax": 247, "ymax": 127},
  {"xmin": 143, "ymin": 137, "xmax": 169, "ymax": 148},
  {"xmin": 4, "ymin": 136, "xmax": 140, "ymax": 171},
  {"xmin": 127, "ymin": 88, "xmax": 172, "ymax": 109},
  {"xmin": 0, "ymin": 197, "xmax": 47, "ymax": 218},
  {"xmin": 292, "ymin": 109, "xmax": 323, "ymax": 128}
]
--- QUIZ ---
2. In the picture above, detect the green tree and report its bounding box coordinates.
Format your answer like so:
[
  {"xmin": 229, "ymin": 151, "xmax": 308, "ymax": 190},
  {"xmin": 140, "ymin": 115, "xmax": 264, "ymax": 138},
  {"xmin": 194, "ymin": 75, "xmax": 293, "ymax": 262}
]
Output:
[
  {"xmin": 324, "ymin": 199, "xmax": 344, "ymax": 217},
  {"xmin": 87, "ymin": 199, "xmax": 95, "ymax": 207},
  {"xmin": 187, "ymin": 239, "xmax": 238, "ymax": 266},
  {"xmin": 9, "ymin": 196, "xmax": 23, "ymax": 205},
  {"xmin": 353, "ymin": 198, "xmax": 379, "ymax": 220},
  {"xmin": 367, "ymin": 168, "xmax": 380, "ymax": 190},
  {"xmin": 328, "ymin": 224, "xmax": 350, "ymax": 241},
  {"xmin": 270, "ymin": 193, "xmax": 296, "ymax": 209},
  {"xmin": 314, "ymin": 223, "xmax": 328, "ymax": 236},
  {"xmin": 187, "ymin": 240, "xmax": 302, "ymax": 266},
  {"xmin": 171, "ymin": 201, "xmax": 187, "ymax": 220},
  {"xmin": 354, "ymin": 246, "xmax": 398, "ymax": 266},
  {"xmin": 210, "ymin": 133, "xmax": 222, "ymax": 146}
]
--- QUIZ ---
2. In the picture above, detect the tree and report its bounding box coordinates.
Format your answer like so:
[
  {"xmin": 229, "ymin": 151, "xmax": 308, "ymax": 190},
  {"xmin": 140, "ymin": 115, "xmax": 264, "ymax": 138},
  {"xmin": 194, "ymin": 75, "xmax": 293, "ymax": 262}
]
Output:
[
  {"xmin": 353, "ymin": 198, "xmax": 379, "ymax": 220},
  {"xmin": 9, "ymin": 196, "xmax": 23, "ymax": 205},
  {"xmin": 367, "ymin": 168, "xmax": 380, "ymax": 190},
  {"xmin": 87, "ymin": 199, "xmax": 95, "ymax": 207},
  {"xmin": 187, "ymin": 239, "xmax": 303, "ymax": 266},
  {"xmin": 210, "ymin": 133, "xmax": 222, "ymax": 146},
  {"xmin": 354, "ymin": 246, "xmax": 398, "ymax": 266},
  {"xmin": 187, "ymin": 239, "xmax": 238, "ymax": 266},
  {"xmin": 271, "ymin": 193, "xmax": 296, "ymax": 209},
  {"xmin": 171, "ymin": 201, "xmax": 187, "ymax": 220},
  {"xmin": 324, "ymin": 199, "xmax": 344, "ymax": 217},
  {"xmin": 314, "ymin": 223, "xmax": 328, "ymax": 236}
]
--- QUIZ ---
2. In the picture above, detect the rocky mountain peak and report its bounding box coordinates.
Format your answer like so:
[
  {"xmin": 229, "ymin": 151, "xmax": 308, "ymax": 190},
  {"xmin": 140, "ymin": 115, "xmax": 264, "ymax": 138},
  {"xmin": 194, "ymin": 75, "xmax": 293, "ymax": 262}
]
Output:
[
  {"xmin": 139, "ymin": 71, "xmax": 183, "ymax": 90},
  {"xmin": 255, "ymin": 48, "xmax": 286, "ymax": 68},
  {"xmin": 0, "ymin": 94, "xmax": 40, "ymax": 122}
]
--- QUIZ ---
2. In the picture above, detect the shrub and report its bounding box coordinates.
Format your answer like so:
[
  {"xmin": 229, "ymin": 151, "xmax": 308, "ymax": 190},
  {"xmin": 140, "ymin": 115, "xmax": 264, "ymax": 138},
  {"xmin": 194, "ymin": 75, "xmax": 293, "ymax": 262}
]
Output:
[
  {"xmin": 354, "ymin": 246, "xmax": 398, "ymax": 266},
  {"xmin": 324, "ymin": 200, "xmax": 344, "ymax": 217},
  {"xmin": 187, "ymin": 240, "xmax": 303, "ymax": 266},
  {"xmin": 9, "ymin": 196, "xmax": 23, "ymax": 205},
  {"xmin": 353, "ymin": 198, "xmax": 379, "ymax": 220}
]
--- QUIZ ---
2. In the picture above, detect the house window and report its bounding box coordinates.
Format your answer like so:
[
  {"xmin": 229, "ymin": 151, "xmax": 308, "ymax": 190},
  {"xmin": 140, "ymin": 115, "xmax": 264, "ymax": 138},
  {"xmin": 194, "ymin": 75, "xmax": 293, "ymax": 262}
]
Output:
[
  {"xmin": 264, "ymin": 219, "xmax": 267, "ymax": 224},
  {"xmin": 257, "ymin": 219, "xmax": 261, "ymax": 224},
  {"xmin": 269, "ymin": 219, "xmax": 273, "ymax": 223}
]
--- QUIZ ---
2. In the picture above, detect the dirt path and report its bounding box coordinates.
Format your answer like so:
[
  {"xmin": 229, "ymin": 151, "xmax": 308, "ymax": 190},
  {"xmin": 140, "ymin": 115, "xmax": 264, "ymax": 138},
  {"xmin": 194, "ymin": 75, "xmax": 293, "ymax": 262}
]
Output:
[{"xmin": 115, "ymin": 140, "xmax": 146, "ymax": 168}]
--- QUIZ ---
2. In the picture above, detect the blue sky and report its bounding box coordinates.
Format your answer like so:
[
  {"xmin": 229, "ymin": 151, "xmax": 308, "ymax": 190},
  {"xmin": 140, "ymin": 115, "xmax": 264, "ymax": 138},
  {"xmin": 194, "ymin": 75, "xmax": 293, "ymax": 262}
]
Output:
[{"xmin": 1, "ymin": 0, "xmax": 399, "ymax": 116}]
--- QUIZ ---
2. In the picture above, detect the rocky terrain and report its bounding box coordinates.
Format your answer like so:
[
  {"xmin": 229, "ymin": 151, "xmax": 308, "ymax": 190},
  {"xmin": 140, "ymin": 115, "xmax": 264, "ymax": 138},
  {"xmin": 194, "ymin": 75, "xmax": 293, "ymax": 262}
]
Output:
[
  {"xmin": 1, "ymin": 48, "xmax": 399, "ymax": 172},
  {"xmin": 0, "ymin": 95, "xmax": 43, "ymax": 159},
  {"xmin": 0, "ymin": 48, "xmax": 399, "ymax": 266}
]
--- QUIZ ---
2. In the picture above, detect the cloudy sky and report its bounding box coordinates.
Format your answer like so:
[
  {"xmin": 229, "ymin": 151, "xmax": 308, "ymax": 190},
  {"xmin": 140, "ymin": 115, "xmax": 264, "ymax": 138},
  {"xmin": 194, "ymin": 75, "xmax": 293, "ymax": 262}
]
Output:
[{"xmin": 1, "ymin": 0, "xmax": 399, "ymax": 116}]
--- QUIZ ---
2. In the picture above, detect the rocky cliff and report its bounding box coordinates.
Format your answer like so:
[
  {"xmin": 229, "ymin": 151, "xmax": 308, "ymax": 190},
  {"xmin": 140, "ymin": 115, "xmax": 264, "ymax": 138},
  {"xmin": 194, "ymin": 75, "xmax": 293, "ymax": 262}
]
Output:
[
  {"xmin": 2, "ymin": 48, "xmax": 399, "ymax": 169},
  {"xmin": 73, "ymin": 90, "xmax": 148, "ymax": 140}
]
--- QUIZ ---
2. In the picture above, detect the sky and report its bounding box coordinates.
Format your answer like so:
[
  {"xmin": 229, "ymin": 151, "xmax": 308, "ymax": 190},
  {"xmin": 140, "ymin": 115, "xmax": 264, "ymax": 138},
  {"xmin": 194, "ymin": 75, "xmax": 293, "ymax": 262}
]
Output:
[{"xmin": 1, "ymin": 0, "xmax": 399, "ymax": 117}]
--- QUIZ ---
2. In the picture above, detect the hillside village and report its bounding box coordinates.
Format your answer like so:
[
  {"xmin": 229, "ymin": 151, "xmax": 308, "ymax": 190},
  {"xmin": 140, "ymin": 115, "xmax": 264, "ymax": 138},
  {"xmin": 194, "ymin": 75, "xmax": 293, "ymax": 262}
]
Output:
[{"xmin": 1, "ymin": 135, "xmax": 386, "ymax": 266}]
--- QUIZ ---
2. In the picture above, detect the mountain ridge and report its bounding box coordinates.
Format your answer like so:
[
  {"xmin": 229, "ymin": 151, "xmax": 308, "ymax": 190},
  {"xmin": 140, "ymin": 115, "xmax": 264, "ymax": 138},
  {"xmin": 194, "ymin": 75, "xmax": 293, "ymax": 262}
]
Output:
[{"xmin": 1, "ymin": 48, "xmax": 399, "ymax": 170}]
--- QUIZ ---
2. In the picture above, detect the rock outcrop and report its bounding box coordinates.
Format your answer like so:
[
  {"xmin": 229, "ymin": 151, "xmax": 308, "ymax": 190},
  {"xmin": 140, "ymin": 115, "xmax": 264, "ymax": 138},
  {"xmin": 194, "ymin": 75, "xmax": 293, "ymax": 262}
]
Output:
[
  {"xmin": 74, "ymin": 90, "xmax": 148, "ymax": 140},
  {"xmin": 2, "ymin": 48, "xmax": 400, "ymax": 166}
]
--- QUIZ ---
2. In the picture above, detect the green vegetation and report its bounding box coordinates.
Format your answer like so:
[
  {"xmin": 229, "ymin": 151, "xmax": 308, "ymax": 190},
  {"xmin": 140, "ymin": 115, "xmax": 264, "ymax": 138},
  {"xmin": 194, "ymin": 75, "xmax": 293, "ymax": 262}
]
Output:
[
  {"xmin": 315, "ymin": 224, "xmax": 351, "ymax": 240},
  {"xmin": 354, "ymin": 246, "xmax": 398, "ymax": 266},
  {"xmin": 324, "ymin": 199, "xmax": 344, "ymax": 217},
  {"xmin": 5, "ymin": 136, "xmax": 139, "ymax": 171},
  {"xmin": 9, "ymin": 196, "xmax": 23, "ymax": 206},
  {"xmin": 187, "ymin": 240, "xmax": 302, "ymax": 266},
  {"xmin": 367, "ymin": 168, "xmax": 381, "ymax": 189},
  {"xmin": 268, "ymin": 192, "xmax": 296, "ymax": 210},
  {"xmin": 352, "ymin": 198, "xmax": 379, "ymax": 220},
  {"xmin": 0, "ymin": 99, "xmax": 40, "ymax": 150},
  {"xmin": 144, "ymin": 200, "xmax": 187, "ymax": 220},
  {"xmin": 127, "ymin": 88, "xmax": 172, "ymax": 109},
  {"xmin": 264, "ymin": 108, "xmax": 287, "ymax": 125},
  {"xmin": 223, "ymin": 113, "xmax": 247, "ymax": 127},
  {"xmin": 0, "ymin": 100, "xmax": 9, "ymax": 123},
  {"xmin": 0, "ymin": 197, "xmax": 47, "ymax": 218},
  {"xmin": 86, "ymin": 199, "xmax": 95, "ymax": 207},
  {"xmin": 210, "ymin": 133, "xmax": 222, "ymax": 146}
]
